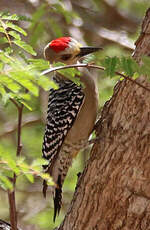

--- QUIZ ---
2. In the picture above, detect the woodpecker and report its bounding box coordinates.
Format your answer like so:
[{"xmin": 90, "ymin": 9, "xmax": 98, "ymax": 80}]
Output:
[{"xmin": 42, "ymin": 37, "xmax": 100, "ymax": 221}]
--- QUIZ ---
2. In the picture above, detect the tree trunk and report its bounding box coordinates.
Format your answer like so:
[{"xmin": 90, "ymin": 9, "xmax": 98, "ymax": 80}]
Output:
[{"xmin": 56, "ymin": 8, "xmax": 150, "ymax": 230}]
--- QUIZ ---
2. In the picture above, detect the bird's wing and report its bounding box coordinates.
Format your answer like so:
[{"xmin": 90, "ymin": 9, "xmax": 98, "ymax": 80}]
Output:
[
  {"xmin": 0, "ymin": 219, "xmax": 21, "ymax": 230},
  {"xmin": 42, "ymin": 81, "xmax": 84, "ymax": 170},
  {"xmin": 42, "ymin": 81, "xmax": 84, "ymax": 221}
]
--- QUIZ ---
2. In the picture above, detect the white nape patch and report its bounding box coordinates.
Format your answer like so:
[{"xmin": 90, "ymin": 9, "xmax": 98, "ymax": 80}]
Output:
[{"xmin": 59, "ymin": 38, "xmax": 81, "ymax": 55}]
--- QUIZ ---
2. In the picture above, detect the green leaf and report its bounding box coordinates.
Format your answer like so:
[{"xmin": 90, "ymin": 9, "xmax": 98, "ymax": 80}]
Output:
[
  {"xmin": 0, "ymin": 85, "xmax": 6, "ymax": 96},
  {"xmin": 24, "ymin": 173, "xmax": 34, "ymax": 183},
  {"xmin": 0, "ymin": 74, "xmax": 21, "ymax": 92},
  {"xmin": 82, "ymin": 54, "xmax": 95, "ymax": 64},
  {"xmin": 20, "ymin": 100, "xmax": 32, "ymax": 111},
  {"xmin": 31, "ymin": 158, "xmax": 49, "ymax": 167},
  {"xmin": 16, "ymin": 157, "xmax": 25, "ymax": 165},
  {"xmin": 0, "ymin": 174, "xmax": 13, "ymax": 190},
  {"xmin": 120, "ymin": 57, "xmax": 137, "ymax": 76},
  {"xmin": 1, "ymin": 152, "xmax": 20, "ymax": 175},
  {"xmin": 103, "ymin": 56, "xmax": 118, "ymax": 78},
  {"xmin": 0, "ymin": 86, "xmax": 10, "ymax": 104},
  {"xmin": 0, "ymin": 169, "xmax": 13, "ymax": 179},
  {"xmin": 19, "ymin": 162, "xmax": 29, "ymax": 172},
  {"xmin": 37, "ymin": 76, "xmax": 58, "ymax": 90},
  {"xmin": 140, "ymin": 56, "xmax": 150, "ymax": 77},
  {"xmin": 53, "ymin": 62, "xmax": 65, "ymax": 68},
  {"xmin": 58, "ymin": 68, "xmax": 82, "ymax": 85},
  {"xmin": 9, "ymin": 71, "xmax": 39, "ymax": 96},
  {"xmin": 8, "ymin": 30, "xmax": 21, "ymax": 40},
  {"xmin": 7, "ymin": 161, "xmax": 20, "ymax": 175},
  {"xmin": 0, "ymin": 37, "xmax": 8, "ymax": 44},
  {"xmin": 132, "ymin": 72, "xmax": 139, "ymax": 80},
  {"xmin": 0, "ymin": 13, "xmax": 19, "ymax": 21},
  {"xmin": 0, "ymin": 52, "xmax": 13, "ymax": 64},
  {"xmin": 28, "ymin": 59, "xmax": 50, "ymax": 71},
  {"xmin": 15, "ymin": 93, "xmax": 31, "ymax": 101},
  {"xmin": 41, "ymin": 173, "xmax": 54, "ymax": 186},
  {"xmin": 52, "ymin": 62, "xmax": 82, "ymax": 85},
  {"xmin": 0, "ymin": 12, "xmax": 31, "ymax": 22},
  {"xmin": 6, "ymin": 22, "xmax": 27, "ymax": 36},
  {"xmin": 4, "ymin": 47, "xmax": 13, "ymax": 55},
  {"xmin": 13, "ymin": 40, "xmax": 37, "ymax": 56},
  {"xmin": 0, "ymin": 27, "xmax": 5, "ymax": 33}
]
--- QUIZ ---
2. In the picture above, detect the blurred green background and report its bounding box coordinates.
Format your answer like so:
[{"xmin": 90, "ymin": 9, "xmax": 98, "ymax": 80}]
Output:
[{"xmin": 0, "ymin": 0, "xmax": 149, "ymax": 229}]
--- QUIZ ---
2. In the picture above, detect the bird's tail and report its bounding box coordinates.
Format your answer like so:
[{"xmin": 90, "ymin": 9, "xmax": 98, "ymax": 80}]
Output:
[
  {"xmin": 42, "ymin": 175, "xmax": 62, "ymax": 222},
  {"xmin": 53, "ymin": 174, "xmax": 62, "ymax": 222},
  {"xmin": 42, "ymin": 147, "xmax": 73, "ymax": 221}
]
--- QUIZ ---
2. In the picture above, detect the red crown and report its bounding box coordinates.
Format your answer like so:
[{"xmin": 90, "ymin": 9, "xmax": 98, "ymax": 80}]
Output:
[{"xmin": 49, "ymin": 37, "xmax": 71, "ymax": 53}]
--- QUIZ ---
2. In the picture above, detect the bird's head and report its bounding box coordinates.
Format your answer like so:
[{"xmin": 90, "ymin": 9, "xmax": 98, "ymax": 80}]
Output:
[{"xmin": 44, "ymin": 37, "xmax": 101, "ymax": 65}]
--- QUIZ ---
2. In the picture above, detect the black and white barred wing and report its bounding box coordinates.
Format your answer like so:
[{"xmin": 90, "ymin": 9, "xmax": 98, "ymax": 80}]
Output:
[
  {"xmin": 0, "ymin": 219, "xmax": 21, "ymax": 230},
  {"xmin": 42, "ymin": 83, "xmax": 84, "ymax": 170}
]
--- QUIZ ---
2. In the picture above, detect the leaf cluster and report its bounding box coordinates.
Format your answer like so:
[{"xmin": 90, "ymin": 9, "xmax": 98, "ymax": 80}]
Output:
[
  {"xmin": 0, "ymin": 13, "xmax": 56, "ymax": 109},
  {"xmin": 0, "ymin": 145, "xmax": 53, "ymax": 190},
  {"xmin": 0, "ymin": 13, "xmax": 56, "ymax": 193},
  {"xmin": 101, "ymin": 56, "xmax": 150, "ymax": 80}
]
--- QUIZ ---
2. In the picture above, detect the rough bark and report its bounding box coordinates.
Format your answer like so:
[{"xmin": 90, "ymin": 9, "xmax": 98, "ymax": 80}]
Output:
[{"xmin": 56, "ymin": 8, "xmax": 150, "ymax": 230}]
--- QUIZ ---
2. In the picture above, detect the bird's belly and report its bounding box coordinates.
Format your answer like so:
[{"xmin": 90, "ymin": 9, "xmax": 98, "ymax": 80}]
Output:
[{"xmin": 64, "ymin": 91, "xmax": 98, "ymax": 148}]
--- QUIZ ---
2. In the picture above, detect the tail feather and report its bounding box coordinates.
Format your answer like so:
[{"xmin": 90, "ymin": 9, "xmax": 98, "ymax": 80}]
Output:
[
  {"xmin": 42, "ymin": 164, "xmax": 48, "ymax": 198},
  {"xmin": 43, "ymin": 179, "xmax": 48, "ymax": 198},
  {"xmin": 53, "ymin": 174, "xmax": 62, "ymax": 222},
  {"xmin": 42, "ymin": 150, "xmax": 72, "ymax": 222}
]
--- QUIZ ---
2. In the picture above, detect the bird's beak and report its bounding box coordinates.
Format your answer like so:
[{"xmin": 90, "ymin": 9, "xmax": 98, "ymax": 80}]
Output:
[{"xmin": 77, "ymin": 47, "xmax": 102, "ymax": 57}]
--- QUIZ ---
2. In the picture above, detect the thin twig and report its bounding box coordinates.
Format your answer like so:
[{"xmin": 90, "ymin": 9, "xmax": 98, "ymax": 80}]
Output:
[
  {"xmin": 8, "ymin": 190, "xmax": 17, "ymax": 230},
  {"xmin": 8, "ymin": 100, "xmax": 24, "ymax": 230},
  {"xmin": 115, "ymin": 70, "xmax": 150, "ymax": 92},
  {"xmin": 0, "ymin": 19, "xmax": 12, "ymax": 46},
  {"xmin": 40, "ymin": 63, "xmax": 150, "ymax": 93},
  {"xmin": 9, "ymin": 98, "xmax": 20, "ymax": 110},
  {"xmin": 16, "ymin": 104, "xmax": 24, "ymax": 156}
]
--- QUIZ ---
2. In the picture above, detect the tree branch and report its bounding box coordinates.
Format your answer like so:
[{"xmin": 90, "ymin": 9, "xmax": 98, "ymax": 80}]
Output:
[
  {"xmin": 41, "ymin": 63, "xmax": 150, "ymax": 93},
  {"xmin": 9, "ymin": 98, "xmax": 20, "ymax": 110},
  {"xmin": 8, "ymin": 100, "xmax": 24, "ymax": 230},
  {"xmin": 8, "ymin": 190, "xmax": 17, "ymax": 230}
]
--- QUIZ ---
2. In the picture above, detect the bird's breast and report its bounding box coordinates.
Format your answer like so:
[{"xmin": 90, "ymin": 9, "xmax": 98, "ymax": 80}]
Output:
[{"xmin": 65, "ymin": 70, "xmax": 98, "ymax": 147}]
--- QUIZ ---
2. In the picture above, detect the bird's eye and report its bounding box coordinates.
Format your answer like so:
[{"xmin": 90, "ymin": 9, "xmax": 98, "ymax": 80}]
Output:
[{"xmin": 61, "ymin": 54, "xmax": 72, "ymax": 61}]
